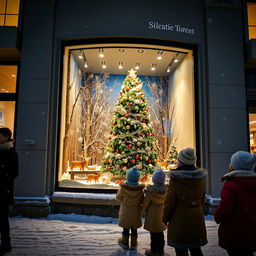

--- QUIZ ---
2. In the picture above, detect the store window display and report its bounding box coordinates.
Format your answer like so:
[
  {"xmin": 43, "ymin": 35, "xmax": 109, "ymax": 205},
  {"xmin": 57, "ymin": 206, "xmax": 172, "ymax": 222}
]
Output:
[{"xmin": 58, "ymin": 44, "xmax": 196, "ymax": 190}]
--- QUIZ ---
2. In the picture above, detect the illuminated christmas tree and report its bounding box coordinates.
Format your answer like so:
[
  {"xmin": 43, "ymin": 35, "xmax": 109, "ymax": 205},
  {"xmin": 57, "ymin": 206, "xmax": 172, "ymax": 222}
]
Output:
[
  {"xmin": 168, "ymin": 144, "xmax": 178, "ymax": 166},
  {"xmin": 101, "ymin": 69, "xmax": 158, "ymax": 177}
]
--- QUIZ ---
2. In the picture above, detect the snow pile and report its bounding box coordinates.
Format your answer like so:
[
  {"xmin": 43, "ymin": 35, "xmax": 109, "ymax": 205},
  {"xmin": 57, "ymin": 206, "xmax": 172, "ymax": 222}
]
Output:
[{"xmin": 53, "ymin": 191, "xmax": 116, "ymax": 200}]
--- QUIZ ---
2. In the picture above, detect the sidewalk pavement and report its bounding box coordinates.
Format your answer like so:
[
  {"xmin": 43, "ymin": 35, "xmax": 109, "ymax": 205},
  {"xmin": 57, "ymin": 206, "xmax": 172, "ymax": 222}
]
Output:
[{"xmin": 4, "ymin": 214, "xmax": 243, "ymax": 256}]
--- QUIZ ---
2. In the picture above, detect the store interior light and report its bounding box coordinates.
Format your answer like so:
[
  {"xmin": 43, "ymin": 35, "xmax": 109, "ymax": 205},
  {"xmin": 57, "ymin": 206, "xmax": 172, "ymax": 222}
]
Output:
[
  {"xmin": 102, "ymin": 61, "xmax": 107, "ymax": 69},
  {"xmin": 250, "ymin": 121, "xmax": 256, "ymax": 124},
  {"xmin": 11, "ymin": 74, "xmax": 16, "ymax": 77},
  {"xmin": 157, "ymin": 56, "xmax": 162, "ymax": 60},
  {"xmin": 99, "ymin": 48, "xmax": 104, "ymax": 58},
  {"xmin": 118, "ymin": 62, "xmax": 123, "ymax": 69},
  {"xmin": 151, "ymin": 67, "xmax": 156, "ymax": 71},
  {"xmin": 151, "ymin": 63, "xmax": 157, "ymax": 71},
  {"xmin": 167, "ymin": 68, "xmax": 170, "ymax": 73},
  {"xmin": 99, "ymin": 53, "xmax": 104, "ymax": 58},
  {"xmin": 135, "ymin": 62, "xmax": 140, "ymax": 70},
  {"xmin": 78, "ymin": 55, "xmax": 83, "ymax": 59},
  {"xmin": 84, "ymin": 63, "xmax": 88, "ymax": 68},
  {"xmin": 174, "ymin": 59, "xmax": 179, "ymax": 63}
]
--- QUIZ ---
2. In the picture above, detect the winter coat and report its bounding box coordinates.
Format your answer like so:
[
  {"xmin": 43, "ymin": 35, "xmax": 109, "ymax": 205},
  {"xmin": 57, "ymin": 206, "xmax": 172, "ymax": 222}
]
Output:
[
  {"xmin": 0, "ymin": 142, "xmax": 19, "ymax": 205},
  {"xmin": 143, "ymin": 184, "xmax": 166, "ymax": 232},
  {"xmin": 215, "ymin": 170, "xmax": 256, "ymax": 250},
  {"xmin": 116, "ymin": 183, "xmax": 144, "ymax": 229},
  {"xmin": 162, "ymin": 166, "xmax": 207, "ymax": 248}
]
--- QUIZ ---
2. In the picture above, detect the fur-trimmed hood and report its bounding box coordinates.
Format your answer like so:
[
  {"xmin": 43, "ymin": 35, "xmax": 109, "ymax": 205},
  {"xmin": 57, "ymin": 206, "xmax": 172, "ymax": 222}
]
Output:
[
  {"xmin": 0, "ymin": 141, "xmax": 13, "ymax": 151},
  {"xmin": 146, "ymin": 184, "xmax": 166, "ymax": 194},
  {"xmin": 169, "ymin": 169, "xmax": 206, "ymax": 180},
  {"xmin": 222, "ymin": 170, "xmax": 256, "ymax": 181}
]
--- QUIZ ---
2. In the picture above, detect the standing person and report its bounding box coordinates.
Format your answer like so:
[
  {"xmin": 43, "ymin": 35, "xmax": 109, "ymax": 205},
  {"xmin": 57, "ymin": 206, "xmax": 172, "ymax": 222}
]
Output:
[
  {"xmin": 143, "ymin": 168, "xmax": 166, "ymax": 256},
  {"xmin": 215, "ymin": 151, "xmax": 256, "ymax": 256},
  {"xmin": 0, "ymin": 128, "xmax": 19, "ymax": 255},
  {"xmin": 162, "ymin": 148, "xmax": 207, "ymax": 256},
  {"xmin": 116, "ymin": 166, "xmax": 144, "ymax": 250}
]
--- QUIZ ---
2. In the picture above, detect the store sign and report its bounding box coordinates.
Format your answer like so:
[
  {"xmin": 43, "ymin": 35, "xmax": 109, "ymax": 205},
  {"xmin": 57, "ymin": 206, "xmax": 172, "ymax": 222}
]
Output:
[{"xmin": 148, "ymin": 21, "xmax": 195, "ymax": 35}]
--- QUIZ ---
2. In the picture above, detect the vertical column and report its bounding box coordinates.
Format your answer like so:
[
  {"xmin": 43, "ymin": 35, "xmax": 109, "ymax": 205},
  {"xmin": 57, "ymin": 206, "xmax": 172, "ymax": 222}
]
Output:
[
  {"xmin": 15, "ymin": 0, "xmax": 55, "ymax": 198},
  {"xmin": 205, "ymin": 7, "xmax": 248, "ymax": 196}
]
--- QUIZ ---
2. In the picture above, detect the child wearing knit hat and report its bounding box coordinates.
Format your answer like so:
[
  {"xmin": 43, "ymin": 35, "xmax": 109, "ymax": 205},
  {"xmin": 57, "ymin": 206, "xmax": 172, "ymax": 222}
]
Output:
[
  {"xmin": 215, "ymin": 151, "xmax": 256, "ymax": 256},
  {"xmin": 143, "ymin": 168, "xmax": 166, "ymax": 256},
  {"xmin": 163, "ymin": 148, "xmax": 207, "ymax": 256},
  {"xmin": 116, "ymin": 166, "xmax": 145, "ymax": 250}
]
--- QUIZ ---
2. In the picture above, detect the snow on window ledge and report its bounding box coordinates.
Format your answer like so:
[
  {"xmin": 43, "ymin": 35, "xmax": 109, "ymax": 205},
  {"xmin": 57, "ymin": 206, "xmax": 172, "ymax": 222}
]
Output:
[{"xmin": 52, "ymin": 191, "xmax": 116, "ymax": 200}]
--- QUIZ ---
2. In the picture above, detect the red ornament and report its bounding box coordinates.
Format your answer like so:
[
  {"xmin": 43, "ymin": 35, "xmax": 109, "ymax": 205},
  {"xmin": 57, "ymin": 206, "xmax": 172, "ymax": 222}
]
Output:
[
  {"xmin": 128, "ymin": 109, "xmax": 132, "ymax": 113},
  {"xmin": 129, "ymin": 102, "xmax": 133, "ymax": 106},
  {"xmin": 115, "ymin": 150, "xmax": 120, "ymax": 154},
  {"xmin": 120, "ymin": 92, "xmax": 123, "ymax": 95},
  {"xmin": 113, "ymin": 133, "xmax": 116, "ymax": 136},
  {"xmin": 132, "ymin": 159, "xmax": 136, "ymax": 164},
  {"xmin": 146, "ymin": 132, "xmax": 149, "ymax": 136},
  {"xmin": 128, "ymin": 144, "xmax": 133, "ymax": 149},
  {"xmin": 142, "ymin": 120, "xmax": 146, "ymax": 123},
  {"xmin": 137, "ymin": 133, "xmax": 141, "ymax": 137},
  {"xmin": 148, "ymin": 160, "xmax": 152, "ymax": 164},
  {"xmin": 142, "ymin": 98, "xmax": 145, "ymax": 102},
  {"xmin": 105, "ymin": 159, "xmax": 109, "ymax": 163},
  {"xmin": 125, "ymin": 114, "xmax": 129, "ymax": 118},
  {"xmin": 135, "ymin": 154, "xmax": 140, "ymax": 159},
  {"xmin": 107, "ymin": 167, "xmax": 111, "ymax": 171},
  {"xmin": 137, "ymin": 114, "xmax": 141, "ymax": 119},
  {"xmin": 136, "ymin": 82, "xmax": 140, "ymax": 85},
  {"xmin": 152, "ymin": 133, "xmax": 155, "ymax": 136}
]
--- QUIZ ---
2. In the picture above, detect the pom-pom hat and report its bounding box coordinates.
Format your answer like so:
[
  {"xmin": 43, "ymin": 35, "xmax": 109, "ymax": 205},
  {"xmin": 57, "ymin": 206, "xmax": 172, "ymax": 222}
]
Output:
[
  {"xmin": 126, "ymin": 166, "xmax": 140, "ymax": 186},
  {"xmin": 178, "ymin": 148, "xmax": 197, "ymax": 166},
  {"xmin": 230, "ymin": 151, "xmax": 256, "ymax": 170},
  {"xmin": 152, "ymin": 168, "xmax": 166, "ymax": 185}
]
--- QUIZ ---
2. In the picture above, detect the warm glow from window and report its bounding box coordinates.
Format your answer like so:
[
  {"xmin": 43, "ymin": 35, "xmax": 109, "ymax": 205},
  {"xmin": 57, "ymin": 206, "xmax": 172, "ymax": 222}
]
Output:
[
  {"xmin": 248, "ymin": 2, "xmax": 256, "ymax": 39},
  {"xmin": 0, "ymin": 0, "xmax": 20, "ymax": 27}
]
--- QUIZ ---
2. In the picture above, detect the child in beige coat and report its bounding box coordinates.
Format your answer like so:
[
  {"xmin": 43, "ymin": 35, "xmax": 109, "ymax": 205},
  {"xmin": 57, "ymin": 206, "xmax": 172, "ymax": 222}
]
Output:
[
  {"xmin": 116, "ymin": 166, "xmax": 145, "ymax": 250},
  {"xmin": 143, "ymin": 168, "xmax": 166, "ymax": 256}
]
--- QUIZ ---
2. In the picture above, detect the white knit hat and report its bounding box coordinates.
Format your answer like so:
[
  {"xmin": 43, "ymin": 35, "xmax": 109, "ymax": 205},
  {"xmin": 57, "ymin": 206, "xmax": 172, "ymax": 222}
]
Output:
[
  {"xmin": 178, "ymin": 148, "xmax": 197, "ymax": 166},
  {"xmin": 231, "ymin": 151, "xmax": 256, "ymax": 170}
]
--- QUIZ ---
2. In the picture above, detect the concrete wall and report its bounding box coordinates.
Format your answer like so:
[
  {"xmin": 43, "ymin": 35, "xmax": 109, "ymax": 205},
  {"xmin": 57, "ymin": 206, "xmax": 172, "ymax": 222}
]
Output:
[{"xmin": 205, "ymin": 7, "xmax": 248, "ymax": 196}]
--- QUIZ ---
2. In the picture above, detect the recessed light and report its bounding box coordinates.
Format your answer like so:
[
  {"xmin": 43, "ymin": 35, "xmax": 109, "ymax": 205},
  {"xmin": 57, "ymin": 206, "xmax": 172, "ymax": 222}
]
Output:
[
  {"xmin": 151, "ymin": 67, "xmax": 156, "ymax": 71},
  {"xmin": 99, "ymin": 53, "xmax": 104, "ymax": 58},
  {"xmin": 78, "ymin": 55, "xmax": 83, "ymax": 59},
  {"xmin": 118, "ymin": 62, "xmax": 123, "ymax": 69},
  {"xmin": 84, "ymin": 63, "xmax": 88, "ymax": 68},
  {"xmin": 174, "ymin": 59, "xmax": 178, "ymax": 63},
  {"xmin": 135, "ymin": 63, "xmax": 140, "ymax": 70},
  {"xmin": 11, "ymin": 74, "xmax": 16, "ymax": 77},
  {"xmin": 119, "ymin": 65, "xmax": 123, "ymax": 69},
  {"xmin": 157, "ymin": 56, "xmax": 162, "ymax": 60},
  {"xmin": 138, "ymin": 49, "xmax": 144, "ymax": 53},
  {"xmin": 167, "ymin": 68, "xmax": 170, "ymax": 73}
]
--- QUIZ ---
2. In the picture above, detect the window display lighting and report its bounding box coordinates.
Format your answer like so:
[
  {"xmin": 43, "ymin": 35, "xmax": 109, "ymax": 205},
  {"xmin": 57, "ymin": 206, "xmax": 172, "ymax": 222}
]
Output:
[
  {"xmin": 102, "ymin": 61, "xmax": 107, "ymax": 69},
  {"xmin": 118, "ymin": 62, "xmax": 123, "ymax": 69},
  {"xmin": 84, "ymin": 63, "xmax": 88, "ymax": 68},
  {"xmin": 167, "ymin": 67, "xmax": 171, "ymax": 73},
  {"xmin": 151, "ymin": 63, "xmax": 157, "ymax": 71},
  {"xmin": 99, "ymin": 48, "xmax": 104, "ymax": 58},
  {"xmin": 174, "ymin": 59, "xmax": 179, "ymax": 63},
  {"xmin": 157, "ymin": 50, "xmax": 163, "ymax": 60},
  {"xmin": 135, "ymin": 63, "xmax": 140, "ymax": 70},
  {"xmin": 157, "ymin": 56, "xmax": 162, "ymax": 60},
  {"xmin": 78, "ymin": 55, "xmax": 83, "ymax": 59}
]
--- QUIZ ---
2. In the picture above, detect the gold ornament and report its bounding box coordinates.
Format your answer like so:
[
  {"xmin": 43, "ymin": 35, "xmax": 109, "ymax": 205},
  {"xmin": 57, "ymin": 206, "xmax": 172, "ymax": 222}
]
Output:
[
  {"xmin": 126, "ymin": 125, "xmax": 130, "ymax": 130},
  {"xmin": 122, "ymin": 151, "xmax": 125, "ymax": 155}
]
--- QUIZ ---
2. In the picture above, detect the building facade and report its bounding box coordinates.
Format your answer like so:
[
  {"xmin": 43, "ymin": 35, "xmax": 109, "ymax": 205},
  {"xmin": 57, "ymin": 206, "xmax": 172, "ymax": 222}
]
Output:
[{"xmin": 1, "ymin": 0, "xmax": 256, "ymax": 216}]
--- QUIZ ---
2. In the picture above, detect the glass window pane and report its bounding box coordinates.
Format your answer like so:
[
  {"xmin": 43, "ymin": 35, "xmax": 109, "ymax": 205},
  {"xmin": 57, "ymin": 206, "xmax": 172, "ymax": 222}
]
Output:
[
  {"xmin": 0, "ymin": 15, "xmax": 5, "ymax": 25},
  {"xmin": 0, "ymin": 0, "xmax": 6, "ymax": 13},
  {"xmin": 248, "ymin": 3, "xmax": 256, "ymax": 26},
  {"xmin": 0, "ymin": 65, "xmax": 17, "ymax": 93},
  {"xmin": 249, "ymin": 113, "xmax": 256, "ymax": 154},
  {"xmin": 0, "ymin": 101, "xmax": 15, "ymax": 135},
  {"xmin": 58, "ymin": 45, "xmax": 196, "ymax": 190},
  {"xmin": 5, "ymin": 14, "xmax": 18, "ymax": 26},
  {"xmin": 6, "ymin": 0, "xmax": 19, "ymax": 14},
  {"xmin": 249, "ymin": 26, "xmax": 256, "ymax": 40}
]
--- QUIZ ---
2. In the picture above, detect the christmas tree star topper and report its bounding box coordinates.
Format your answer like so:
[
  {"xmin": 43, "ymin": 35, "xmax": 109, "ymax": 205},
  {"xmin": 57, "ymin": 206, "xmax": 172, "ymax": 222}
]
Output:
[{"xmin": 128, "ymin": 68, "xmax": 137, "ymax": 78}]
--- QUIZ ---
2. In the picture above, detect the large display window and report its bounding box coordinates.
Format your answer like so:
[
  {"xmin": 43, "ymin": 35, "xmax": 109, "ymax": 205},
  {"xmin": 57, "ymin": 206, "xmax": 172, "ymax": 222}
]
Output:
[{"xmin": 58, "ymin": 43, "xmax": 196, "ymax": 190}]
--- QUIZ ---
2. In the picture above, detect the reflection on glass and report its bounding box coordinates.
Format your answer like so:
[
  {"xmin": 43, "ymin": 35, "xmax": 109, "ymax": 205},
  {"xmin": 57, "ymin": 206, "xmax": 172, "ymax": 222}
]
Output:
[
  {"xmin": 0, "ymin": 101, "xmax": 15, "ymax": 134},
  {"xmin": 248, "ymin": 2, "xmax": 256, "ymax": 39},
  {"xmin": 0, "ymin": 65, "xmax": 17, "ymax": 93},
  {"xmin": 0, "ymin": 0, "xmax": 20, "ymax": 26}
]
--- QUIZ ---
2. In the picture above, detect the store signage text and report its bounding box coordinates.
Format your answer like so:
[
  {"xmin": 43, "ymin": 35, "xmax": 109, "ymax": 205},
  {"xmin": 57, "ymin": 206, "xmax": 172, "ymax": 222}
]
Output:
[{"xmin": 148, "ymin": 21, "xmax": 195, "ymax": 35}]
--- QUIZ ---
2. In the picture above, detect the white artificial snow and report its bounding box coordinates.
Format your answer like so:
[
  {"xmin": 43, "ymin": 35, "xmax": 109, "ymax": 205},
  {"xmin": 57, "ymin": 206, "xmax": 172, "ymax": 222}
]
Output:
[
  {"xmin": 6, "ymin": 213, "xmax": 241, "ymax": 256},
  {"xmin": 53, "ymin": 191, "xmax": 116, "ymax": 200},
  {"xmin": 14, "ymin": 196, "xmax": 50, "ymax": 204}
]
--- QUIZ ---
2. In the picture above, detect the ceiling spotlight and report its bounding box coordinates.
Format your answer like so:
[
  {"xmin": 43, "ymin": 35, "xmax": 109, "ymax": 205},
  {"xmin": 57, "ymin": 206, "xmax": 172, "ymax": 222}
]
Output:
[
  {"xmin": 135, "ymin": 62, "xmax": 140, "ymax": 70},
  {"xmin": 102, "ymin": 61, "xmax": 107, "ymax": 69},
  {"xmin": 174, "ymin": 59, "xmax": 178, "ymax": 63},
  {"xmin": 157, "ymin": 56, "xmax": 162, "ymax": 60},
  {"xmin": 84, "ymin": 63, "xmax": 88, "ymax": 68},
  {"xmin": 167, "ymin": 68, "xmax": 171, "ymax": 73},
  {"xmin": 118, "ymin": 62, "xmax": 123, "ymax": 69},
  {"xmin": 78, "ymin": 55, "xmax": 83, "ymax": 59},
  {"xmin": 11, "ymin": 74, "xmax": 16, "ymax": 77},
  {"xmin": 157, "ymin": 50, "xmax": 163, "ymax": 60},
  {"xmin": 99, "ymin": 48, "xmax": 104, "ymax": 58},
  {"xmin": 138, "ymin": 49, "xmax": 144, "ymax": 53},
  {"xmin": 151, "ymin": 63, "xmax": 157, "ymax": 71}
]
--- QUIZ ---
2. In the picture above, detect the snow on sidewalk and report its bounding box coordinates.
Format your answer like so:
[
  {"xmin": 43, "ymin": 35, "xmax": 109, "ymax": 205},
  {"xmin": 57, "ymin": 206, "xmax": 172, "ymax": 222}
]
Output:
[{"xmin": 6, "ymin": 214, "xmax": 230, "ymax": 256}]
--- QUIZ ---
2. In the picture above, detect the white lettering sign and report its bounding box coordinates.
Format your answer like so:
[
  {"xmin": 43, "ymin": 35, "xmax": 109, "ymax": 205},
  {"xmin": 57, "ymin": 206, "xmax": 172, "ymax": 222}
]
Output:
[{"xmin": 148, "ymin": 21, "xmax": 195, "ymax": 35}]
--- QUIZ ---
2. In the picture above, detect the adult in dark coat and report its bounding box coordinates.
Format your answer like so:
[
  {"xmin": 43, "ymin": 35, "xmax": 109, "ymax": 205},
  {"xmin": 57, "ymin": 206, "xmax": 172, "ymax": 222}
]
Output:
[
  {"xmin": 0, "ymin": 128, "xmax": 19, "ymax": 256},
  {"xmin": 163, "ymin": 148, "xmax": 207, "ymax": 256},
  {"xmin": 215, "ymin": 151, "xmax": 256, "ymax": 256}
]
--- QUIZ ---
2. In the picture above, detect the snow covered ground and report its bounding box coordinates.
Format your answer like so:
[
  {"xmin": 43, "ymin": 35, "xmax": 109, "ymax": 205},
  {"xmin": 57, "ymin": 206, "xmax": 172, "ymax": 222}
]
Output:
[{"xmin": 5, "ymin": 214, "xmax": 245, "ymax": 256}]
